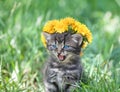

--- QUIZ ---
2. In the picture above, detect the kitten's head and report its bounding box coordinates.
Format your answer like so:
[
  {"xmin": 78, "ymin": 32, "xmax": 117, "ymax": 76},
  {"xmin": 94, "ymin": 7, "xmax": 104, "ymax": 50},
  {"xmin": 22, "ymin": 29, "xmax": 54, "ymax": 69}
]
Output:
[{"xmin": 42, "ymin": 32, "xmax": 83, "ymax": 62}]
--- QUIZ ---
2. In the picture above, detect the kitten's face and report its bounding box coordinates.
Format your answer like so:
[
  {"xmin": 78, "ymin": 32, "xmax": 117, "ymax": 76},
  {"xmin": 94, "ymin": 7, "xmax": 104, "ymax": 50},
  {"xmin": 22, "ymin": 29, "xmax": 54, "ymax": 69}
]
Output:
[{"xmin": 43, "ymin": 32, "xmax": 83, "ymax": 62}]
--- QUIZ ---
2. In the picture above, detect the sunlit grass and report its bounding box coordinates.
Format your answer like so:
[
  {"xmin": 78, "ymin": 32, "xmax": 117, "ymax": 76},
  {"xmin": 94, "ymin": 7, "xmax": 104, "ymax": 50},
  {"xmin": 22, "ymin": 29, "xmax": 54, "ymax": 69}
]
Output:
[{"xmin": 0, "ymin": 0, "xmax": 120, "ymax": 92}]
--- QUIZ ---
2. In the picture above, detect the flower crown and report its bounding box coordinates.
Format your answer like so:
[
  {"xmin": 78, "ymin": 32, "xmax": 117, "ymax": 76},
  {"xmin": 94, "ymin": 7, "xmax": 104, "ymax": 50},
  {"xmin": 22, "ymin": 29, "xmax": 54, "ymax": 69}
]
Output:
[{"xmin": 41, "ymin": 17, "xmax": 92, "ymax": 48}]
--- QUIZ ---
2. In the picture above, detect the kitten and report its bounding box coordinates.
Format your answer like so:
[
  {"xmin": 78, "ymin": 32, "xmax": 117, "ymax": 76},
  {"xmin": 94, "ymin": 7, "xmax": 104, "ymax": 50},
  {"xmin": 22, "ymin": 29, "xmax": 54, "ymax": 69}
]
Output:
[{"xmin": 42, "ymin": 31, "xmax": 83, "ymax": 92}]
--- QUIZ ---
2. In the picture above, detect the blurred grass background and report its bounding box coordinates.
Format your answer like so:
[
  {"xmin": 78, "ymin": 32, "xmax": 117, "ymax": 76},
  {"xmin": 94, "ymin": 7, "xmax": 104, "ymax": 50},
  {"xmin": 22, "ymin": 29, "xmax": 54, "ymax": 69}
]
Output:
[{"xmin": 0, "ymin": 0, "xmax": 120, "ymax": 92}]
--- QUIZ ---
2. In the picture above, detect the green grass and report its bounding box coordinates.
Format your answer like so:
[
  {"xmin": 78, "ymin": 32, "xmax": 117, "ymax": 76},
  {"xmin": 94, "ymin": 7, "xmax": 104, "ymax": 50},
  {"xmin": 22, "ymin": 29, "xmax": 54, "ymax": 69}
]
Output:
[{"xmin": 0, "ymin": 0, "xmax": 120, "ymax": 92}]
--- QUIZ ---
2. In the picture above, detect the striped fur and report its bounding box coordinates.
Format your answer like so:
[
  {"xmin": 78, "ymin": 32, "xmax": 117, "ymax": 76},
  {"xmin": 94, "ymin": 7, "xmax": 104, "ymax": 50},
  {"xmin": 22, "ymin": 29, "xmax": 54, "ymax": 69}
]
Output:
[{"xmin": 43, "ymin": 32, "xmax": 83, "ymax": 92}]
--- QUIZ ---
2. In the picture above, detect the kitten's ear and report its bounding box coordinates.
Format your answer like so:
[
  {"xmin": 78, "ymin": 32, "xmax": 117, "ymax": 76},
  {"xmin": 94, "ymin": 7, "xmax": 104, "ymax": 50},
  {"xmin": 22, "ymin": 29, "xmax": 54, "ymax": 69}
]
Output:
[
  {"xmin": 42, "ymin": 32, "xmax": 51, "ymax": 41},
  {"xmin": 72, "ymin": 34, "xmax": 83, "ymax": 46}
]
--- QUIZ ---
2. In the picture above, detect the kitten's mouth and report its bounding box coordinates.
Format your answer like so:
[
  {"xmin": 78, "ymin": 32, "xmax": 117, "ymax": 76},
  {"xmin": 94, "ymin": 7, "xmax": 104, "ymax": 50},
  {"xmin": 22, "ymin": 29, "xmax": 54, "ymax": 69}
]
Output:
[{"xmin": 58, "ymin": 54, "xmax": 66, "ymax": 61}]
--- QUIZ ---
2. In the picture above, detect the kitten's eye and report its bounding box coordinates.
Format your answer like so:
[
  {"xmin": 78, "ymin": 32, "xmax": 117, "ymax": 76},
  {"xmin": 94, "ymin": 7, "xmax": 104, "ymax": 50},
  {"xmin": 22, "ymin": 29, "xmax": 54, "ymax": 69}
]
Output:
[
  {"xmin": 63, "ymin": 45, "xmax": 70, "ymax": 49},
  {"xmin": 51, "ymin": 45, "xmax": 57, "ymax": 48},
  {"xmin": 48, "ymin": 44, "xmax": 57, "ymax": 50}
]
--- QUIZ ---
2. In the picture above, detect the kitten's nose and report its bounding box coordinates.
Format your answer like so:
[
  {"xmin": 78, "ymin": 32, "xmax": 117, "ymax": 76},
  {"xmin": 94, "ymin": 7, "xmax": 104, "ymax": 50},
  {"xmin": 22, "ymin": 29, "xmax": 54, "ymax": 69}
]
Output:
[
  {"xmin": 57, "ymin": 51, "xmax": 61, "ymax": 55},
  {"xmin": 57, "ymin": 49, "xmax": 62, "ymax": 55},
  {"xmin": 57, "ymin": 48, "xmax": 62, "ymax": 54},
  {"xmin": 58, "ymin": 53, "xmax": 61, "ymax": 55}
]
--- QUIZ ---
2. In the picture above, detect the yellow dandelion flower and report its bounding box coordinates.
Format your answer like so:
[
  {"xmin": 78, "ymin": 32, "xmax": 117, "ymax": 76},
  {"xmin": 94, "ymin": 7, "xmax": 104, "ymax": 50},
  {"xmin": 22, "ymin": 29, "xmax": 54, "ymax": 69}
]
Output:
[
  {"xmin": 61, "ymin": 17, "xmax": 75, "ymax": 26},
  {"xmin": 82, "ymin": 41, "xmax": 88, "ymax": 48},
  {"xmin": 77, "ymin": 24, "xmax": 87, "ymax": 36},
  {"xmin": 85, "ymin": 32, "xmax": 92, "ymax": 43},
  {"xmin": 72, "ymin": 21, "xmax": 82, "ymax": 32},
  {"xmin": 54, "ymin": 21, "xmax": 68, "ymax": 33},
  {"xmin": 41, "ymin": 34, "xmax": 47, "ymax": 47},
  {"xmin": 42, "ymin": 17, "xmax": 93, "ymax": 49},
  {"xmin": 43, "ymin": 20, "xmax": 59, "ymax": 33}
]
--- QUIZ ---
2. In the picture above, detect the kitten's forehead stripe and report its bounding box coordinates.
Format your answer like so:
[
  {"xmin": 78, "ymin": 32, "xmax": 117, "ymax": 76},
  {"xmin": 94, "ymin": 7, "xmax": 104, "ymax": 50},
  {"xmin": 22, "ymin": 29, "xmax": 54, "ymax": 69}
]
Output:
[
  {"xmin": 55, "ymin": 33, "xmax": 65, "ymax": 43},
  {"xmin": 55, "ymin": 33, "xmax": 70, "ymax": 44}
]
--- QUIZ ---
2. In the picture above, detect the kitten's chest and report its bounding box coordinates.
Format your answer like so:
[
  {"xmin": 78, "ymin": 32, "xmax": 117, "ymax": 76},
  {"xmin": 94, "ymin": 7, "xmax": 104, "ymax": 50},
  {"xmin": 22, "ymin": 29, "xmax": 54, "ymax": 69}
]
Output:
[
  {"xmin": 49, "ymin": 66, "xmax": 68, "ymax": 88},
  {"xmin": 49, "ymin": 65, "xmax": 66, "ymax": 82},
  {"xmin": 48, "ymin": 62, "xmax": 80, "ymax": 84}
]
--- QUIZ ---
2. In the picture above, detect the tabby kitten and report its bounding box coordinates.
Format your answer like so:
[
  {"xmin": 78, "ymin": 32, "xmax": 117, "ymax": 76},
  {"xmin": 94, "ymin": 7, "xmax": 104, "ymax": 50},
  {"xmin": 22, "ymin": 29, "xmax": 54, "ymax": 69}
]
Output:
[{"xmin": 43, "ymin": 31, "xmax": 83, "ymax": 92}]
